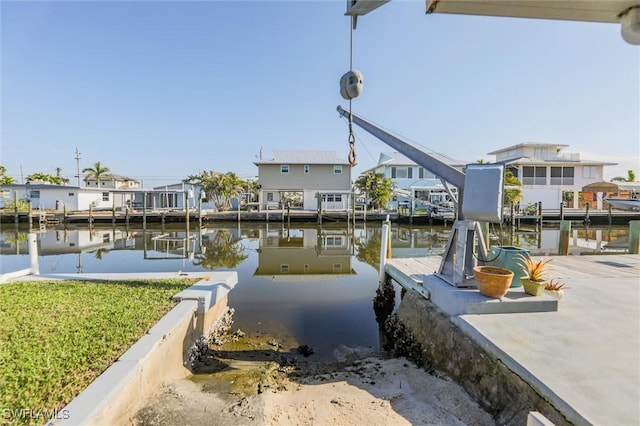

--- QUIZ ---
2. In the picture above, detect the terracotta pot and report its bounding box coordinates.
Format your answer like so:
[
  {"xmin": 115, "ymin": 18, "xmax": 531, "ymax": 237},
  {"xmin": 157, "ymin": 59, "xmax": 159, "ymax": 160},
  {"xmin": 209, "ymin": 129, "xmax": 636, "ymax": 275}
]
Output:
[
  {"xmin": 521, "ymin": 277, "xmax": 548, "ymax": 296},
  {"xmin": 473, "ymin": 266, "xmax": 514, "ymax": 299}
]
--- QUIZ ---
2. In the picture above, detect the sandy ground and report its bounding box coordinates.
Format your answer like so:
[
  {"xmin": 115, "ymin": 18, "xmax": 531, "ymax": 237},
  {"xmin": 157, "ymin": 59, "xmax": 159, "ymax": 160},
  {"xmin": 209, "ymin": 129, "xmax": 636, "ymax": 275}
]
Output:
[{"xmin": 135, "ymin": 350, "xmax": 494, "ymax": 426}]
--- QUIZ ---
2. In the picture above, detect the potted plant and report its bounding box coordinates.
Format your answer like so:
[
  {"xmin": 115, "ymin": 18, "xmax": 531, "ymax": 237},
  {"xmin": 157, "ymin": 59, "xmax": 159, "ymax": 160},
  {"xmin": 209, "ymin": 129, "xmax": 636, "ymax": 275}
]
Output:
[
  {"xmin": 516, "ymin": 254, "xmax": 552, "ymax": 296},
  {"xmin": 473, "ymin": 265, "xmax": 514, "ymax": 299},
  {"xmin": 544, "ymin": 279, "xmax": 568, "ymax": 299}
]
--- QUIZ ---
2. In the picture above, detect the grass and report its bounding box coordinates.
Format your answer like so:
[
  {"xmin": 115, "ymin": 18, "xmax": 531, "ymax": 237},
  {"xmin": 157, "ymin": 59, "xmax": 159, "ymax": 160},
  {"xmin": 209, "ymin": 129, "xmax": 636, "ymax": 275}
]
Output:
[{"xmin": 0, "ymin": 279, "xmax": 195, "ymax": 424}]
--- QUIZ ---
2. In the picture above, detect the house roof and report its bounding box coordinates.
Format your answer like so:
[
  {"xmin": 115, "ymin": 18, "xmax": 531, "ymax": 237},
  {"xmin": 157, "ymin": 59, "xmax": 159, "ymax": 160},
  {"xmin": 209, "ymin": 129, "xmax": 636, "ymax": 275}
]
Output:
[
  {"xmin": 487, "ymin": 142, "xmax": 570, "ymax": 155},
  {"xmin": 378, "ymin": 151, "xmax": 465, "ymax": 166},
  {"xmin": 501, "ymin": 157, "xmax": 617, "ymax": 166},
  {"xmin": 84, "ymin": 173, "xmax": 138, "ymax": 182},
  {"xmin": 360, "ymin": 151, "xmax": 467, "ymax": 174},
  {"xmin": 254, "ymin": 150, "xmax": 349, "ymax": 165}
]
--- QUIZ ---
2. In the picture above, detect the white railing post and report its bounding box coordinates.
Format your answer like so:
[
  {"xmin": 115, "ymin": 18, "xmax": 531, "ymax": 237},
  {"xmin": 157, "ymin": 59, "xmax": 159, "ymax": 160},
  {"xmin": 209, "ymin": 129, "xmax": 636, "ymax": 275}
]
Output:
[
  {"xmin": 28, "ymin": 232, "xmax": 39, "ymax": 275},
  {"xmin": 379, "ymin": 218, "xmax": 390, "ymax": 284}
]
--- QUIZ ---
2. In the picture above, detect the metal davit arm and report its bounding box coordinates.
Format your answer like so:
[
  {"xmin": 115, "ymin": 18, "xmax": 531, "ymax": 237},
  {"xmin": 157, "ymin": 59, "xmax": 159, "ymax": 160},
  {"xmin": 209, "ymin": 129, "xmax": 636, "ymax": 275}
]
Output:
[{"xmin": 336, "ymin": 105, "xmax": 466, "ymax": 218}]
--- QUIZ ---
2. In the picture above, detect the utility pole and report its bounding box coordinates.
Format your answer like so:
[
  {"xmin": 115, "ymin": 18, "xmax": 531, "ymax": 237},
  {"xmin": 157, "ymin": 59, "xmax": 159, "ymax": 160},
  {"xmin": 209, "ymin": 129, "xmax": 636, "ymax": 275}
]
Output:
[{"xmin": 75, "ymin": 148, "xmax": 81, "ymax": 187}]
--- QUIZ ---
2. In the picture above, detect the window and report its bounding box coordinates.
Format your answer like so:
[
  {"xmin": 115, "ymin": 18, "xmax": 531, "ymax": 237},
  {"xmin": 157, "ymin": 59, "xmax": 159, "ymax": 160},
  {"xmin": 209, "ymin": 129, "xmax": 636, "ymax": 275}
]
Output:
[
  {"xmin": 391, "ymin": 167, "xmax": 412, "ymax": 179},
  {"xmin": 522, "ymin": 166, "xmax": 546, "ymax": 185},
  {"xmin": 582, "ymin": 166, "xmax": 598, "ymax": 179},
  {"xmin": 507, "ymin": 167, "xmax": 518, "ymax": 178},
  {"xmin": 534, "ymin": 148, "xmax": 547, "ymax": 159},
  {"xmin": 551, "ymin": 167, "xmax": 574, "ymax": 185},
  {"xmin": 267, "ymin": 192, "xmax": 274, "ymax": 202},
  {"xmin": 333, "ymin": 263, "xmax": 342, "ymax": 272},
  {"xmin": 102, "ymin": 192, "xmax": 110, "ymax": 201},
  {"xmin": 304, "ymin": 264, "xmax": 309, "ymax": 272},
  {"xmin": 68, "ymin": 192, "xmax": 74, "ymax": 196},
  {"xmin": 325, "ymin": 236, "xmax": 344, "ymax": 246},
  {"xmin": 30, "ymin": 190, "xmax": 40, "ymax": 199},
  {"xmin": 304, "ymin": 165, "xmax": 309, "ymax": 174},
  {"xmin": 333, "ymin": 165, "xmax": 342, "ymax": 174},
  {"xmin": 418, "ymin": 167, "xmax": 424, "ymax": 179},
  {"xmin": 281, "ymin": 165, "xmax": 289, "ymax": 174},
  {"xmin": 280, "ymin": 264, "xmax": 289, "ymax": 273}
]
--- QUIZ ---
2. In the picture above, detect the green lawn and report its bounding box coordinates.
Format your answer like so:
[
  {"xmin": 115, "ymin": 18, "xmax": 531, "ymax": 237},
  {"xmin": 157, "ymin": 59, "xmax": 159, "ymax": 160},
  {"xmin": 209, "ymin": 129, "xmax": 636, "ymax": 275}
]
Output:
[{"xmin": 0, "ymin": 279, "xmax": 195, "ymax": 425}]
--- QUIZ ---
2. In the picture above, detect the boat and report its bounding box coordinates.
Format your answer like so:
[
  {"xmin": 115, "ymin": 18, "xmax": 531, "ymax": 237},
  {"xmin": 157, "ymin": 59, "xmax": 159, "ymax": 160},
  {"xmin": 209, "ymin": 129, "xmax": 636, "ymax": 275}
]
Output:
[{"xmin": 604, "ymin": 197, "xmax": 640, "ymax": 211}]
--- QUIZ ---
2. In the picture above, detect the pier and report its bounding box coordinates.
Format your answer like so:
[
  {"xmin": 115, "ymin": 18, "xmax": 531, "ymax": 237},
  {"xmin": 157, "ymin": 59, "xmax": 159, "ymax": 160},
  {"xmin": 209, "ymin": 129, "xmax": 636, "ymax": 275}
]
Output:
[
  {"xmin": 382, "ymin": 253, "xmax": 640, "ymax": 425},
  {"xmin": 1, "ymin": 207, "xmax": 637, "ymax": 226}
]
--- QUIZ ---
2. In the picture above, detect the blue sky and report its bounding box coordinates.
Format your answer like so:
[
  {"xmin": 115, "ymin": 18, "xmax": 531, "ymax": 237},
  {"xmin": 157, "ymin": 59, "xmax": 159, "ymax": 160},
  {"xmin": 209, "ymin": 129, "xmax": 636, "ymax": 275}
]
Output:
[{"xmin": 1, "ymin": 0, "xmax": 638, "ymax": 187}]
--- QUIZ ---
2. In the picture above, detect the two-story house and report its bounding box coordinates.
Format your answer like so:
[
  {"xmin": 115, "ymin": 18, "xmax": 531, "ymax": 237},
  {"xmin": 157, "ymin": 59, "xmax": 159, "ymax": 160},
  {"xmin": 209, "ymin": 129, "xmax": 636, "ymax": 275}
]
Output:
[
  {"xmin": 254, "ymin": 150, "xmax": 352, "ymax": 211},
  {"xmin": 84, "ymin": 173, "xmax": 140, "ymax": 189},
  {"xmin": 362, "ymin": 151, "xmax": 467, "ymax": 211},
  {"xmin": 487, "ymin": 142, "xmax": 616, "ymax": 209}
]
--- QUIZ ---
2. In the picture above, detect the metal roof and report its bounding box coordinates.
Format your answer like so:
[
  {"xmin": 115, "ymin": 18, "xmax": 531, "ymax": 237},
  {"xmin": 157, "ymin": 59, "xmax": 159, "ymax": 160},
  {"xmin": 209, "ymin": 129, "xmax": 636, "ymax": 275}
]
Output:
[
  {"xmin": 254, "ymin": 150, "xmax": 349, "ymax": 165},
  {"xmin": 486, "ymin": 142, "xmax": 570, "ymax": 156},
  {"xmin": 501, "ymin": 157, "xmax": 617, "ymax": 166}
]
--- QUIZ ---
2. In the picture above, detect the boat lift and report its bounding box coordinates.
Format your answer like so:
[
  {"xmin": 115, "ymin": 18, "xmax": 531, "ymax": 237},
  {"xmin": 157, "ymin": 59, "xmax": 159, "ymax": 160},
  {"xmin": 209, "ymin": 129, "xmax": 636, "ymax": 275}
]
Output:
[{"xmin": 337, "ymin": 106, "xmax": 505, "ymax": 287}]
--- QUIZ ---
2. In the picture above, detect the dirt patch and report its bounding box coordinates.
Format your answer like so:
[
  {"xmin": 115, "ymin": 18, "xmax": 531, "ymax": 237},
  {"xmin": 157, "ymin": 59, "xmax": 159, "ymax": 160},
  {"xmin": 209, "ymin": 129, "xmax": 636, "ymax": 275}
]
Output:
[{"xmin": 133, "ymin": 315, "xmax": 494, "ymax": 426}]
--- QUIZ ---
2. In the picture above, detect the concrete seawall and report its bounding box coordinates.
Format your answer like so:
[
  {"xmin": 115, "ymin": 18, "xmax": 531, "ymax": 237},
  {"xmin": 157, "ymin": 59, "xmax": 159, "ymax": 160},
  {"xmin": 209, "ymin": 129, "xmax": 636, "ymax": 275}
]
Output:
[
  {"xmin": 48, "ymin": 272, "xmax": 238, "ymax": 426},
  {"xmin": 391, "ymin": 290, "xmax": 569, "ymax": 425}
]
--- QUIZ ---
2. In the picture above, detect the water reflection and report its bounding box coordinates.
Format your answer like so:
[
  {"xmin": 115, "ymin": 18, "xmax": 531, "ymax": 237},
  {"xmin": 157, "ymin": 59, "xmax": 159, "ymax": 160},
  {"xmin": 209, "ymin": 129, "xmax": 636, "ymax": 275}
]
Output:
[{"xmin": 0, "ymin": 222, "xmax": 630, "ymax": 359}]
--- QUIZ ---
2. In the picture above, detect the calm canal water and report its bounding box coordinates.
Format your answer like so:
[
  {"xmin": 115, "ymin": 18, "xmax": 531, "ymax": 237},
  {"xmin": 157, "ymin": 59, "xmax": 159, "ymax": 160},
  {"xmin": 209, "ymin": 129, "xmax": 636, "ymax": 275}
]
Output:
[{"xmin": 0, "ymin": 221, "xmax": 629, "ymax": 360}]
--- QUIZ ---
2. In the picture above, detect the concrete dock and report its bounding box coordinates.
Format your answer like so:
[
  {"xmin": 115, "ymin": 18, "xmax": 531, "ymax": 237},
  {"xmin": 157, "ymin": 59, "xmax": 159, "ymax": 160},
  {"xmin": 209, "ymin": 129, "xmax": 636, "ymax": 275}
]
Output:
[{"xmin": 385, "ymin": 254, "xmax": 640, "ymax": 425}]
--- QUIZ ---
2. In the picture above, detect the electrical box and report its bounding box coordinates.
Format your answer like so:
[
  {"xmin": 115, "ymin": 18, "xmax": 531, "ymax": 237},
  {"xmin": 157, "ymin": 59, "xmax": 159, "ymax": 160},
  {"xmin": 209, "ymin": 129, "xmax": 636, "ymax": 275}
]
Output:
[{"xmin": 461, "ymin": 164, "xmax": 504, "ymax": 223}]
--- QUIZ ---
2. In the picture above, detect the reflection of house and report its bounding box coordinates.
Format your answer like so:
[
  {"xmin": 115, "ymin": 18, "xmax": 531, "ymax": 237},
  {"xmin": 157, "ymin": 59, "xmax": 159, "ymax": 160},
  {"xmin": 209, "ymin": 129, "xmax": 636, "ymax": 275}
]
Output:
[
  {"xmin": 254, "ymin": 227, "xmax": 355, "ymax": 280},
  {"xmin": 254, "ymin": 150, "xmax": 352, "ymax": 211},
  {"xmin": 0, "ymin": 184, "xmax": 134, "ymax": 211},
  {"xmin": 487, "ymin": 142, "xmax": 616, "ymax": 209},
  {"xmin": 84, "ymin": 173, "xmax": 140, "ymax": 189},
  {"xmin": 0, "ymin": 228, "xmax": 133, "ymax": 256},
  {"xmin": 362, "ymin": 152, "xmax": 465, "ymax": 210}
]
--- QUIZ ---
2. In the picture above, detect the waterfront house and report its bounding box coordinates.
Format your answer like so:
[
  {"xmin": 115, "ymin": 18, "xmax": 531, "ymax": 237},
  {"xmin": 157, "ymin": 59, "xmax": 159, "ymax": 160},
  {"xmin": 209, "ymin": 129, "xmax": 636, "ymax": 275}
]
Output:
[
  {"xmin": 487, "ymin": 142, "xmax": 616, "ymax": 209},
  {"xmin": 84, "ymin": 173, "xmax": 140, "ymax": 189},
  {"xmin": 361, "ymin": 151, "xmax": 466, "ymax": 211},
  {"xmin": 0, "ymin": 184, "xmax": 132, "ymax": 211},
  {"xmin": 254, "ymin": 150, "xmax": 352, "ymax": 211},
  {"xmin": 142, "ymin": 182, "xmax": 216, "ymax": 211}
]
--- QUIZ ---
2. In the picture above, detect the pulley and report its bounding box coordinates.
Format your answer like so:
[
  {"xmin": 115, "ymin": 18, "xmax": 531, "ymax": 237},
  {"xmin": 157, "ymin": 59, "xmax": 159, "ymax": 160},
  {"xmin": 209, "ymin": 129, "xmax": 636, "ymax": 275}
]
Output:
[{"xmin": 339, "ymin": 70, "xmax": 363, "ymax": 100}]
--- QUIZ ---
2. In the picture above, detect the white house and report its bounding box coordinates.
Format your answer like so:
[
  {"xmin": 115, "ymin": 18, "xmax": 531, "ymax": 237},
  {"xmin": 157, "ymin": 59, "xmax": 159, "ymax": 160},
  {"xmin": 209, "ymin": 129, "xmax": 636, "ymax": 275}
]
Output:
[
  {"xmin": 362, "ymin": 151, "xmax": 467, "ymax": 211},
  {"xmin": 254, "ymin": 150, "xmax": 353, "ymax": 211},
  {"xmin": 0, "ymin": 184, "xmax": 134, "ymax": 211},
  {"xmin": 487, "ymin": 142, "xmax": 617, "ymax": 209},
  {"xmin": 146, "ymin": 183, "xmax": 216, "ymax": 211}
]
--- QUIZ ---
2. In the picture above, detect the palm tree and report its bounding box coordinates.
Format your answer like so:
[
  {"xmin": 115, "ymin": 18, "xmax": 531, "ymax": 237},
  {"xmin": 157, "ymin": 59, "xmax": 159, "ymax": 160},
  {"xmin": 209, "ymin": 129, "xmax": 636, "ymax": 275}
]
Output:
[
  {"xmin": 355, "ymin": 171, "xmax": 396, "ymax": 211},
  {"xmin": 55, "ymin": 167, "xmax": 70, "ymax": 185},
  {"xmin": 504, "ymin": 170, "xmax": 523, "ymax": 206},
  {"xmin": 0, "ymin": 166, "xmax": 16, "ymax": 185},
  {"xmin": 611, "ymin": 169, "xmax": 637, "ymax": 183},
  {"xmin": 186, "ymin": 171, "xmax": 245, "ymax": 211},
  {"xmin": 82, "ymin": 162, "xmax": 110, "ymax": 187}
]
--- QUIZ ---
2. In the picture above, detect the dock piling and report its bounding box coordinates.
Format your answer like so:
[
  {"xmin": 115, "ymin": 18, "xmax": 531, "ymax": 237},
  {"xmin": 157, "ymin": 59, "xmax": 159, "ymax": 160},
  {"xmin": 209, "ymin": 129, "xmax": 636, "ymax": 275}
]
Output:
[
  {"xmin": 629, "ymin": 220, "xmax": 639, "ymax": 254},
  {"xmin": 28, "ymin": 232, "xmax": 39, "ymax": 275},
  {"xmin": 379, "ymin": 218, "xmax": 391, "ymax": 284},
  {"xmin": 558, "ymin": 220, "xmax": 571, "ymax": 255}
]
